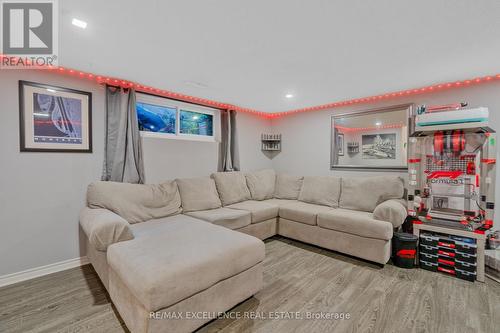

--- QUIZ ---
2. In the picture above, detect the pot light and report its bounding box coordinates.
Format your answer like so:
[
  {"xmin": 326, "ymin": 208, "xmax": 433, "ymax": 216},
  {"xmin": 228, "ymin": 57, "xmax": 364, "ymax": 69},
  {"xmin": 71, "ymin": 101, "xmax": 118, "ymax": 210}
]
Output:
[
  {"xmin": 285, "ymin": 93, "xmax": 294, "ymax": 99},
  {"xmin": 375, "ymin": 122, "xmax": 382, "ymax": 126},
  {"xmin": 46, "ymin": 88, "xmax": 56, "ymax": 93},
  {"xmin": 72, "ymin": 18, "xmax": 87, "ymax": 29}
]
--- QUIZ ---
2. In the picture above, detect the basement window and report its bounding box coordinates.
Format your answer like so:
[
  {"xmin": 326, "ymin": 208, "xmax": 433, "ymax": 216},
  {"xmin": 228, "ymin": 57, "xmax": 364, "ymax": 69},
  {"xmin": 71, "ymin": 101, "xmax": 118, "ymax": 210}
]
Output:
[
  {"xmin": 136, "ymin": 102, "xmax": 176, "ymax": 134},
  {"xmin": 179, "ymin": 110, "xmax": 213, "ymax": 136},
  {"xmin": 136, "ymin": 93, "xmax": 216, "ymax": 141}
]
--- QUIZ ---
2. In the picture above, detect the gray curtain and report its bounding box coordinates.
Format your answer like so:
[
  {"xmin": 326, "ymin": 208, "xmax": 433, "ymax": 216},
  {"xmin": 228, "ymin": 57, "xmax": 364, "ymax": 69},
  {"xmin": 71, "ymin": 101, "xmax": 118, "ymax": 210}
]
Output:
[
  {"xmin": 218, "ymin": 109, "xmax": 240, "ymax": 172},
  {"xmin": 102, "ymin": 85, "xmax": 145, "ymax": 183}
]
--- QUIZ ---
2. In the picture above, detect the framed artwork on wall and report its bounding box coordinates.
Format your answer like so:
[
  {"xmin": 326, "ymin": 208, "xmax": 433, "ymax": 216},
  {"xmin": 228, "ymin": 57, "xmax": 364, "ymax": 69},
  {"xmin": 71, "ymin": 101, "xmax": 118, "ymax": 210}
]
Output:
[
  {"xmin": 19, "ymin": 81, "xmax": 92, "ymax": 152},
  {"xmin": 361, "ymin": 133, "xmax": 396, "ymax": 159},
  {"xmin": 337, "ymin": 133, "xmax": 345, "ymax": 156},
  {"xmin": 330, "ymin": 103, "xmax": 413, "ymax": 170}
]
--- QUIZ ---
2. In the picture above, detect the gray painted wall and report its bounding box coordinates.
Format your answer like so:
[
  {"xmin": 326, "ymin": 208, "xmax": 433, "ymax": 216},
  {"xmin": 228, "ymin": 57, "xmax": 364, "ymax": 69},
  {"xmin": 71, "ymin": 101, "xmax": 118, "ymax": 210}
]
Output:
[
  {"xmin": 143, "ymin": 111, "xmax": 273, "ymax": 183},
  {"xmin": 271, "ymin": 81, "xmax": 500, "ymax": 228},
  {"xmin": 0, "ymin": 70, "xmax": 272, "ymax": 276},
  {"xmin": 1, "ymin": 68, "xmax": 498, "ymax": 277}
]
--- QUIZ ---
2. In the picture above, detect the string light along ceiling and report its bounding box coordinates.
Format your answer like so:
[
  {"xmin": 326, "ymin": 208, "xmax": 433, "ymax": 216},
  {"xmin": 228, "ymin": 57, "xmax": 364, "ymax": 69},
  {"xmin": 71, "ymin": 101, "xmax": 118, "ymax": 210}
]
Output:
[
  {"xmin": 2, "ymin": 55, "xmax": 499, "ymax": 119},
  {"xmin": 334, "ymin": 123, "xmax": 405, "ymax": 132}
]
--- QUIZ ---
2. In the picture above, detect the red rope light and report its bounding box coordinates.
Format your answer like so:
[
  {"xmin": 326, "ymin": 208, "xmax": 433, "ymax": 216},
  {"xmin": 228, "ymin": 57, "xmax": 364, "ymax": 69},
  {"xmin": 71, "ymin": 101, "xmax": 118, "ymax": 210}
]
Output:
[
  {"xmin": 272, "ymin": 73, "xmax": 500, "ymax": 118},
  {"xmin": 2, "ymin": 54, "xmax": 499, "ymax": 119},
  {"xmin": 334, "ymin": 123, "xmax": 405, "ymax": 132}
]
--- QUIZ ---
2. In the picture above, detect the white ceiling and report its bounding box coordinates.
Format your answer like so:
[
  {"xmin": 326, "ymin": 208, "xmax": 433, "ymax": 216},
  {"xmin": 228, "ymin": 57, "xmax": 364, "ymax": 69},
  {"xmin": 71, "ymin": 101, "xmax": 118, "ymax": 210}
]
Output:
[{"xmin": 60, "ymin": 0, "xmax": 500, "ymax": 113}]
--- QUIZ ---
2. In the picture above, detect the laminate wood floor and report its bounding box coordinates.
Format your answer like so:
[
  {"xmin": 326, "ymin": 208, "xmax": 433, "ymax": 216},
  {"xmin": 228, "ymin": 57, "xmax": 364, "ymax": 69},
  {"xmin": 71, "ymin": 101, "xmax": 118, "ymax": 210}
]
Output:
[{"xmin": 1, "ymin": 236, "xmax": 499, "ymax": 333}]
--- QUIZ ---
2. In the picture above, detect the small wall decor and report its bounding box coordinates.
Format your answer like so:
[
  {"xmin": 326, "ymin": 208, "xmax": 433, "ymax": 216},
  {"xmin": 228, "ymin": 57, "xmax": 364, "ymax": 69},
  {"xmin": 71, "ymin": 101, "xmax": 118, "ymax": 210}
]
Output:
[
  {"xmin": 19, "ymin": 81, "xmax": 92, "ymax": 152},
  {"xmin": 337, "ymin": 133, "xmax": 344, "ymax": 156},
  {"xmin": 347, "ymin": 142, "xmax": 359, "ymax": 154},
  {"xmin": 331, "ymin": 103, "xmax": 413, "ymax": 170},
  {"xmin": 261, "ymin": 133, "xmax": 281, "ymax": 151}
]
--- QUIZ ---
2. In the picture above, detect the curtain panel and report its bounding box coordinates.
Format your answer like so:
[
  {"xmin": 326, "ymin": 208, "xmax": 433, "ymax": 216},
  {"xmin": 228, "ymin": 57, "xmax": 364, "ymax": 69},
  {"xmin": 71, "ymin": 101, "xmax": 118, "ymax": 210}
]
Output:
[
  {"xmin": 218, "ymin": 109, "xmax": 240, "ymax": 172},
  {"xmin": 102, "ymin": 85, "xmax": 145, "ymax": 183}
]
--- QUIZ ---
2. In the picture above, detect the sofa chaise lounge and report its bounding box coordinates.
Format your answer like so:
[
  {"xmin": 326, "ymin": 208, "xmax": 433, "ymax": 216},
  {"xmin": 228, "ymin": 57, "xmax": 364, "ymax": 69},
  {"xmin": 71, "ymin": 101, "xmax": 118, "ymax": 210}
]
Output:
[{"xmin": 80, "ymin": 169, "xmax": 407, "ymax": 333}]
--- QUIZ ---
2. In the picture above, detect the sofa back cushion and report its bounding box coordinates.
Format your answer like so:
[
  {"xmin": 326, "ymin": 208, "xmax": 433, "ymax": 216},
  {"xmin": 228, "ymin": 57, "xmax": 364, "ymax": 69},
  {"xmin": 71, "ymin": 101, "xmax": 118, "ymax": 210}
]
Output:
[
  {"xmin": 298, "ymin": 176, "xmax": 341, "ymax": 207},
  {"xmin": 176, "ymin": 177, "xmax": 222, "ymax": 212},
  {"xmin": 274, "ymin": 174, "xmax": 304, "ymax": 200},
  {"xmin": 340, "ymin": 176, "xmax": 404, "ymax": 212},
  {"xmin": 211, "ymin": 171, "xmax": 251, "ymax": 206},
  {"xmin": 87, "ymin": 180, "xmax": 182, "ymax": 224},
  {"xmin": 245, "ymin": 169, "xmax": 276, "ymax": 200}
]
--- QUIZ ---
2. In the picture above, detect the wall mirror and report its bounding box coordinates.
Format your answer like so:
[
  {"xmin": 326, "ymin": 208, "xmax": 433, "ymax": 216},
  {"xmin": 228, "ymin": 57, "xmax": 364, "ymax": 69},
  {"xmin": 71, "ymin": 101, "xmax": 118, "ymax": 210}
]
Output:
[{"xmin": 331, "ymin": 104, "xmax": 413, "ymax": 171}]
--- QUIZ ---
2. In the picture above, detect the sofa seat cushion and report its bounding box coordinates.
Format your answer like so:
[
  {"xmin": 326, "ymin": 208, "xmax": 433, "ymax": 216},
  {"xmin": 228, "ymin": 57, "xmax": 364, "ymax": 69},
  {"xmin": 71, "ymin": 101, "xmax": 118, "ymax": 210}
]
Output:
[
  {"xmin": 185, "ymin": 208, "xmax": 251, "ymax": 230},
  {"xmin": 107, "ymin": 218, "xmax": 264, "ymax": 311},
  {"xmin": 279, "ymin": 201, "xmax": 334, "ymax": 225},
  {"xmin": 211, "ymin": 171, "xmax": 251, "ymax": 206},
  {"xmin": 130, "ymin": 214, "xmax": 207, "ymax": 238},
  {"xmin": 227, "ymin": 200, "xmax": 279, "ymax": 223},
  {"xmin": 317, "ymin": 209, "xmax": 393, "ymax": 240}
]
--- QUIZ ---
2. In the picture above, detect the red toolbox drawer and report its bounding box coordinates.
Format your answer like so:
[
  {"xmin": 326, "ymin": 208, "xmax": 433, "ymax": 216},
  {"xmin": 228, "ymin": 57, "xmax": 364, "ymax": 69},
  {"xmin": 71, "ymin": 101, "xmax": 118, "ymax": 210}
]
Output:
[
  {"xmin": 437, "ymin": 248, "xmax": 455, "ymax": 258},
  {"xmin": 454, "ymin": 241, "xmax": 477, "ymax": 255},
  {"xmin": 420, "ymin": 244, "xmax": 438, "ymax": 255},
  {"xmin": 455, "ymin": 251, "xmax": 477, "ymax": 264},
  {"xmin": 438, "ymin": 265, "xmax": 456, "ymax": 276},
  {"xmin": 420, "ymin": 260, "xmax": 438, "ymax": 272},
  {"xmin": 455, "ymin": 259, "xmax": 476, "ymax": 273},
  {"xmin": 456, "ymin": 268, "xmax": 476, "ymax": 282},
  {"xmin": 420, "ymin": 233, "xmax": 439, "ymax": 247},
  {"xmin": 420, "ymin": 252, "xmax": 438, "ymax": 264}
]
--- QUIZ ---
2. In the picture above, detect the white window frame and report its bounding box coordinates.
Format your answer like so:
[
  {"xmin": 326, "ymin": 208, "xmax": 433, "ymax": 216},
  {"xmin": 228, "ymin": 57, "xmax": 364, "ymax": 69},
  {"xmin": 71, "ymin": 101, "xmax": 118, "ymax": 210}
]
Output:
[{"xmin": 136, "ymin": 93, "xmax": 217, "ymax": 142}]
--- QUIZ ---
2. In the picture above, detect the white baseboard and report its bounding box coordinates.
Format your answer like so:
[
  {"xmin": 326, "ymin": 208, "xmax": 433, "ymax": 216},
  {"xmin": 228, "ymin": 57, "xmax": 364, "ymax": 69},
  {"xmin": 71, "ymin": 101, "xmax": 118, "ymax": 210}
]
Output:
[{"xmin": 0, "ymin": 256, "xmax": 89, "ymax": 288}]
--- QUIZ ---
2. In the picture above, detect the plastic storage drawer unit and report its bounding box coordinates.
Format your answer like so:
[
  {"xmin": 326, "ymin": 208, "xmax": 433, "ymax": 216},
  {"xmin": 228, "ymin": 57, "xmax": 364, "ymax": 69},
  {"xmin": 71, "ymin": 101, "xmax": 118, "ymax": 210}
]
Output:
[{"xmin": 418, "ymin": 232, "xmax": 478, "ymax": 282}]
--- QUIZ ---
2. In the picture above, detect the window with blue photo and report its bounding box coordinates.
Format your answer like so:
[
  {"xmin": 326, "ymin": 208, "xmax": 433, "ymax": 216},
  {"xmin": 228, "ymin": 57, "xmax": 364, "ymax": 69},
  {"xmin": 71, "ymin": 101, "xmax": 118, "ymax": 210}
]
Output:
[
  {"xmin": 180, "ymin": 110, "xmax": 213, "ymax": 136},
  {"xmin": 136, "ymin": 93, "xmax": 216, "ymax": 140},
  {"xmin": 136, "ymin": 102, "xmax": 176, "ymax": 134}
]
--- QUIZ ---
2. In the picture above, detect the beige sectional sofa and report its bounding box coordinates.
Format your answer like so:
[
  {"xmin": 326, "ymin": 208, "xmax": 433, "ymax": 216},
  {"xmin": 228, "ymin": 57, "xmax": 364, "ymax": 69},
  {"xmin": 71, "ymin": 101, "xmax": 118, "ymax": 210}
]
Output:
[{"xmin": 80, "ymin": 169, "xmax": 406, "ymax": 333}]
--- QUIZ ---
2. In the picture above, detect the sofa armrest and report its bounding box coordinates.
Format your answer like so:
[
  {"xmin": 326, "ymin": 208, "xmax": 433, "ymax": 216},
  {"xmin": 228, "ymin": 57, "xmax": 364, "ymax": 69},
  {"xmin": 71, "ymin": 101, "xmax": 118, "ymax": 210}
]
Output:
[
  {"xmin": 80, "ymin": 207, "xmax": 134, "ymax": 252},
  {"xmin": 373, "ymin": 199, "xmax": 407, "ymax": 228}
]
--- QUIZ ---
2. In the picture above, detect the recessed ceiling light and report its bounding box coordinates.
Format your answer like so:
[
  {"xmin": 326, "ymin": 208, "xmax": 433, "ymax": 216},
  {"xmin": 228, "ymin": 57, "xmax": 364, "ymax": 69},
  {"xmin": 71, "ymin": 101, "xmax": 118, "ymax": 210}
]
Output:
[
  {"xmin": 285, "ymin": 93, "xmax": 294, "ymax": 99},
  {"xmin": 46, "ymin": 88, "xmax": 56, "ymax": 93},
  {"xmin": 72, "ymin": 18, "xmax": 87, "ymax": 29},
  {"xmin": 375, "ymin": 121, "xmax": 382, "ymax": 126}
]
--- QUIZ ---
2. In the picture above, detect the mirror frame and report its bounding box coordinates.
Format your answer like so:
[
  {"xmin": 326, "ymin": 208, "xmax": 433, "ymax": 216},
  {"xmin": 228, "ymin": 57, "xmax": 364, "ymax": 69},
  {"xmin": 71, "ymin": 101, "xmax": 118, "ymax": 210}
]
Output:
[{"xmin": 330, "ymin": 103, "xmax": 414, "ymax": 171}]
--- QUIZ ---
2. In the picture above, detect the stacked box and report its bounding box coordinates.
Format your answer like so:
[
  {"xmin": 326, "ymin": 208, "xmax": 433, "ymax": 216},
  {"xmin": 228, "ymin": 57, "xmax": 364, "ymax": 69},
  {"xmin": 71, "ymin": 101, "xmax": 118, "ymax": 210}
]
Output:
[{"xmin": 419, "ymin": 232, "xmax": 477, "ymax": 282}]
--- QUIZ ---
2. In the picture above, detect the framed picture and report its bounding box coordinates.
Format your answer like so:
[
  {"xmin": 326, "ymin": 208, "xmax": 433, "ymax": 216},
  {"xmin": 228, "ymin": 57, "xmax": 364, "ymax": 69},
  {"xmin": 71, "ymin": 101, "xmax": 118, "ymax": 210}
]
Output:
[
  {"xmin": 331, "ymin": 103, "xmax": 413, "ymax": 170},
  {"xmin": 19, "ymin": 81, "xmax": 92, "ymax": 152},
  {"xmin": 337, "ymin": 133, "xmax": 345, "ymax": 156},
  {"xmin": 362, "ymin": 133, "xmax": 396, "ymax": 159}
]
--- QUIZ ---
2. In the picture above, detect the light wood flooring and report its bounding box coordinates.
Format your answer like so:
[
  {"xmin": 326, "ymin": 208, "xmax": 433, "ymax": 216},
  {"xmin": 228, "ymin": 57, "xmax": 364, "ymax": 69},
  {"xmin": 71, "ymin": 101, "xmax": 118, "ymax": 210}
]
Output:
[{"xmin": 1, "ymin": 236, "xmax": 499, "ymax": 333}]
